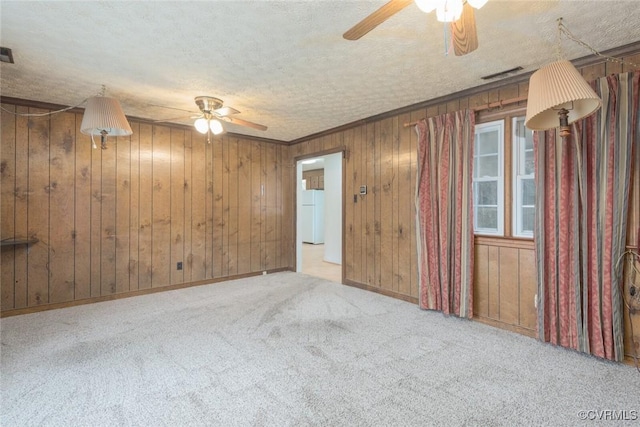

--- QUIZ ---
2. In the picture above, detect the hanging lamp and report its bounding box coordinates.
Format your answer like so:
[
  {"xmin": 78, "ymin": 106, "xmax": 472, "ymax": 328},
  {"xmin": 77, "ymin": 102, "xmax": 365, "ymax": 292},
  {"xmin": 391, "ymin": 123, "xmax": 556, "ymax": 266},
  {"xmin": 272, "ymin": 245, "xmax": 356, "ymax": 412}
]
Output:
[
  {"xmin": 524, "ymin": 19, "xmax": 601, "ymax": 137},
  {"xmin": 80, "ymin": 87, "xmax": 132, "ymax": 149}
]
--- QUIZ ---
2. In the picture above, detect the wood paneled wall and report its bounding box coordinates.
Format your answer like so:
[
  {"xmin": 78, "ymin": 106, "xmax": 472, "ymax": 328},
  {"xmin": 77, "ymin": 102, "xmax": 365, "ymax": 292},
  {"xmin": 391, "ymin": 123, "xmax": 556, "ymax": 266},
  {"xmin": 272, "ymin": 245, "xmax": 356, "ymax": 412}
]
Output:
[
  {"xmin": 287, "ymin": 53, "xmax": 640, "ymax": 358},
  {"xmin": 1, "ymin": 52, "xmax": 639, "ymax": 360},
  {"xmin": 0, "ymin": 105, "xmax": 291, "ymax": 313}
]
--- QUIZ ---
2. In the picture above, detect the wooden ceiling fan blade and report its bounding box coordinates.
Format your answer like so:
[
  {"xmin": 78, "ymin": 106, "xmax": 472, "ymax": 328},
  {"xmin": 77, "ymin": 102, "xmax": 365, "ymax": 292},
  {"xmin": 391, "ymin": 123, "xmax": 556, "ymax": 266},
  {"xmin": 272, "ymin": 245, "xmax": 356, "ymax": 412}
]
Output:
[
  {"xmin": 450, "ymin": 2, "xmax": 478, "ymax": 56},
  {"xmin": 214, "ymin": 106, "xmax": 240, "ymax": 117},
  {"xmin": 153, "ymin": 114, "xmax": 193, "ymax": 123},
  {"xmin": 225, "ymin": 117, "xmax": 268, "ymax": 131},
  {"xmin": 343, "ymin": 0, "xmax": 414, "ymax": 40},
  {"xmin": 149, "ymin": 103, "xmax": 196, "ymax": 113}
]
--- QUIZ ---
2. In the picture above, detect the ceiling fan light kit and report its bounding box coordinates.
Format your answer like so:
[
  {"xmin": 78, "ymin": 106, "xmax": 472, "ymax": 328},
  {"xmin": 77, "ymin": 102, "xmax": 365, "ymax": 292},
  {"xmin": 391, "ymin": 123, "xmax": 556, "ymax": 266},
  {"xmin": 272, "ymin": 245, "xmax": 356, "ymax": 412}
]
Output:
[
  {"xmin": 436, "ymin": 0, "xmax": 463, "ymax": 23},
  {"xmin": 194, "ymin": 117, "xmax": 211, "ymax": 134},
  {"xmin": 413, "ymin": 0, "xmax": 485, "ymax": 23},
  {"xmin": 466, "ymin": 0, "xmax": 488, "ymax": 9},
  {"xmin": 415, "ymin": 0, "xmax": 480, "ymax": 21},
  {"xmin": 209, "ymin": 119, "xmax": 224, "ymax": 135},
  {"xmin": 414, "ymin": 0, "xmax": 438, "ymax": 13},
  {"xmin": 194, "ymin": 116, "xmax": 225, "ymax": 139}
]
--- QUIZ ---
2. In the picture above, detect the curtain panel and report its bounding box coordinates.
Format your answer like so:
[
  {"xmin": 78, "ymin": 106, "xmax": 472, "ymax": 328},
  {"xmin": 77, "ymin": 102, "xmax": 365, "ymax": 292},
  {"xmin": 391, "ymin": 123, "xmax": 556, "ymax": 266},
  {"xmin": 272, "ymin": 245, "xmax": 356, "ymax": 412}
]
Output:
[
  {"xmin": 535, "ymin": 71, "xmax": 640, "ymax": 361},
  {"xmin": 415, "ymin": 110, "xmax": 475, "ymax": 318}
]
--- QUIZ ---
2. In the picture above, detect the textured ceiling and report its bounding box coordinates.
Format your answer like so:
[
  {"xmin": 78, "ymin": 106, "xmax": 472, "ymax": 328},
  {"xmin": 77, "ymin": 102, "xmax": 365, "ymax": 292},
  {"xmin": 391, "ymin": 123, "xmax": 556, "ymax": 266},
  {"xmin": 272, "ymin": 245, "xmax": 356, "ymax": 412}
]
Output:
[{"xmin": 1, "ymin": 1, "xmax": 640, "ymax": 142}]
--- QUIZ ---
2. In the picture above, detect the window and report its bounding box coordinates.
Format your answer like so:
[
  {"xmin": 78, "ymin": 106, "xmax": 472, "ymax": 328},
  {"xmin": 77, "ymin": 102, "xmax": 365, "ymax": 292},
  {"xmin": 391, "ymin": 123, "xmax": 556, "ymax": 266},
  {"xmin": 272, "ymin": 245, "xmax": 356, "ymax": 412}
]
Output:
[
  {"xmin": 513, "ymin": 117, "xmax": 535, "ymax": 237},
  {"xmin": 473, "ymin": 120, "xmax": 504, "ymax": 235},
  {"xmin": 472, "ymin": 115, "xmax": 535, "ymax": 239}
]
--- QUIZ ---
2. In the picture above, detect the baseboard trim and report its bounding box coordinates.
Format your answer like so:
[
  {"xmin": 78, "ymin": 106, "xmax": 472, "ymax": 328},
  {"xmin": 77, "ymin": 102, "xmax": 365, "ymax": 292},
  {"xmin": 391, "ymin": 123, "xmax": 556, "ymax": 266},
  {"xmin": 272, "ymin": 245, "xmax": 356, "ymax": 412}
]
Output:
[
  {"xmin": 343, "ymin": 279, "xmax": 419, "ymax": 305},
  {"xmin": 473, "ymin": 315, "xmax": 537, "ymax": 338},
  {"xmin": 623, "ymin": 355, "xmax": 640, "ymax": 368},
  {"xmin": 475, "ymin": 316, "xmax": 640, "ymax": 366},
  {"xmin": 0, "ymin": 267, "xmax": 291, "ymax": 318},
  {"xmin": 339, "ymin": 283, "xmax": 539, "ymax": 339}
]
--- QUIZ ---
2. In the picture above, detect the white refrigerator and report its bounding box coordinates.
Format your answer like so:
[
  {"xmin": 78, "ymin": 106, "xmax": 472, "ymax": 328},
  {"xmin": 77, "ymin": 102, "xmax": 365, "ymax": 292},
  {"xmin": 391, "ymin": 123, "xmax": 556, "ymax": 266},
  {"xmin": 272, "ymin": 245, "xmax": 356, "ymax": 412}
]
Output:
[{"xmin": 301, "ymin": 190, "xmax": 324, "ymax": 244}]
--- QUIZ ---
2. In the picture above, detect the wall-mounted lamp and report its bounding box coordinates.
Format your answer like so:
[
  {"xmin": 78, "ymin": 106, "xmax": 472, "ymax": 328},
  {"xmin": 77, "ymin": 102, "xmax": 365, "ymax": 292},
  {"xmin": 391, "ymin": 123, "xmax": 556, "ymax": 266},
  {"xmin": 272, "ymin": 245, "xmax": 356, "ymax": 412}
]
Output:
[
  {"xmin": 80, "ymin": 93, "xmax": 133, "ymax": 149},
  {"xmin": 524, "ymin": 59, "xmax": 601, "ymax": 137}
]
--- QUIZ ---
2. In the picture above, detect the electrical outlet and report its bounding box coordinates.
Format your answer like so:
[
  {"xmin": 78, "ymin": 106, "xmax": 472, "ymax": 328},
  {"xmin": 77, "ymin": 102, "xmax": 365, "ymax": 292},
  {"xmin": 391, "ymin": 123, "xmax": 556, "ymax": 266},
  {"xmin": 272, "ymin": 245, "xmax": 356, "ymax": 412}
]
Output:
[{"xmin": 177, "ymin": 262, "xmax": 183, "ymax": 270}]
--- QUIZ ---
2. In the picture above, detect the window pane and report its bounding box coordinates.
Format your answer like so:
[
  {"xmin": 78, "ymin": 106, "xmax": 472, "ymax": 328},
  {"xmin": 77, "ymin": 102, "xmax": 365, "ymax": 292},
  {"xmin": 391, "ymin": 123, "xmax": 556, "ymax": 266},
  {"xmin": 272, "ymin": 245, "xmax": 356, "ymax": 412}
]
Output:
[
  {"xmin": 474, "ymin": 156, "xmax": 479, "ymax": 178},
  {"xmin": 524, "ymin": 151, "xmax": 534, "ymax": 175},
  {"xmin": 478, "ymin": 131, "xmax": 499, "ymax": 155},
  {"xmin": 522, "ymin": 178, "xmax": 535, "ymax": 205},
  {"xmin": 476, "ymin": 181, "xmax": 497, "ymax": 205},
  {"xmin": 524, "ymin": 150, "xmax": 535, "ymax": 175},
  {"xmin": 478, "ymin": 154, "xmax": 498, "ymax": 177},
  {"xmin": 525, "ymin": 133, "xmax": 533, "ymax": 151},
  {"xmin": 476, "ymin": 207, "xmax": 497, "ymax": 230},
  {"xmin": 522, "ymin": 207, "xmax": 535, "ymax": 233},
  {"xmin": 515, "ymin": 118, "xmax": 526, "ymax": 138}
]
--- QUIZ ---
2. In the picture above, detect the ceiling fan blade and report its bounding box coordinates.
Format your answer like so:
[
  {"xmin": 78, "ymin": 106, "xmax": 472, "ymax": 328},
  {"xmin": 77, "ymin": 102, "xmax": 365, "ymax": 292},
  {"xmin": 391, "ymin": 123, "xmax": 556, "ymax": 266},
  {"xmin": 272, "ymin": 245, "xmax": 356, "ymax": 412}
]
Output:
[
  {"xmin": 343, "ymin": 0, "xmax": 414, "ymax": 40},
  {"xmin": 149, "ymin": 103, "xmax": 197, "ymax": 113},
  {"xmin": 153, "ymin": 114, "xmax": 193, "ymax": 123},
  {"xmin": 450, "ymin": 2, "xmax": 478, "ymax": 56},
  {"xmin": 224, "ymin": 116, "xmax": 268, "ymax": 131},
  {"xmin": 214, "ymin": 106, "xmax": 240, "ymax": 117}
]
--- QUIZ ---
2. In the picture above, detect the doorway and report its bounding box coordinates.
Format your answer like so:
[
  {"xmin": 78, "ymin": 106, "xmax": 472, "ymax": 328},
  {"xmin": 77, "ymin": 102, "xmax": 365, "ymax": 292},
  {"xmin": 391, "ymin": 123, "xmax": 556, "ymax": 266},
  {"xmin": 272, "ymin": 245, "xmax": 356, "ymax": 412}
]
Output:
[{"xmin": 296, "ymin": 151, "xmax": 343, "ymax": 283}]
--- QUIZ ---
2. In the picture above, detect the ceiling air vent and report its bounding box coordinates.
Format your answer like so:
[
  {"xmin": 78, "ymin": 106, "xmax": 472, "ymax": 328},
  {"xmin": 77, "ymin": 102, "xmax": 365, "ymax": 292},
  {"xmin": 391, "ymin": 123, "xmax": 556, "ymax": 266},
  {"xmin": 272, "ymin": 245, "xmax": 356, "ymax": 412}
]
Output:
[
  {"xmin": 0, "ymin": 47, "xmax": 14, "ymax": 64},
  {"xmin": 481, "ymin": 66, "xmax": 523, "ymax": 80}
]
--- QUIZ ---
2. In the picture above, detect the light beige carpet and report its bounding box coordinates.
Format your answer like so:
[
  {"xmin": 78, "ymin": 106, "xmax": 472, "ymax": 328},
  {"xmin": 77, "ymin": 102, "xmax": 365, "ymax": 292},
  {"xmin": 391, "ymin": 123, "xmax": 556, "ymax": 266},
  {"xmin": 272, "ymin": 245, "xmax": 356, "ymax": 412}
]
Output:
[{"xmin": 2, "ymin": 272, "xmax": 639, "ymax": 426}]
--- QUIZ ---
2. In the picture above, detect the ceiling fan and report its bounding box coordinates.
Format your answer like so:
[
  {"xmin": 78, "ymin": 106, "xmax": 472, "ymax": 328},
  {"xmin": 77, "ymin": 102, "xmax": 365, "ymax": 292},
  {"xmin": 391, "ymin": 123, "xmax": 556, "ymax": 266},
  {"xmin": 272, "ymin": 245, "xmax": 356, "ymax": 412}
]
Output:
[
  {"xmin": 156, "ymin": 96, "xmax": 267, "ymax": 141},
  {"xmin": 343, "ymin": 0, "xmax": 487, "ymax": 56}
]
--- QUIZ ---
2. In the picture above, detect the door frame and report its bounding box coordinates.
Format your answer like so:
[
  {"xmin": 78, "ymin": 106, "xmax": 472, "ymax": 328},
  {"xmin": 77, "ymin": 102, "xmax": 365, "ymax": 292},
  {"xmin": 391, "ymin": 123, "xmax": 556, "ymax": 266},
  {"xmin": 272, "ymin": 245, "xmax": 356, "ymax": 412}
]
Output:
[{"xmin": 294, "ymin": 146, "xmax": 346, "ymax": 283}]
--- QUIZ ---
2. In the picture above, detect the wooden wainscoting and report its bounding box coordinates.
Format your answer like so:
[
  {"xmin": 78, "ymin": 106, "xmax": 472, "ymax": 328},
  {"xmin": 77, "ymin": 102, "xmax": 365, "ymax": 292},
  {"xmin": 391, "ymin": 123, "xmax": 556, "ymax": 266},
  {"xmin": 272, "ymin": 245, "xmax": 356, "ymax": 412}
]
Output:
[{"xmin": 473, "ymin": 236, "xmax": 537, "ymax": 337}]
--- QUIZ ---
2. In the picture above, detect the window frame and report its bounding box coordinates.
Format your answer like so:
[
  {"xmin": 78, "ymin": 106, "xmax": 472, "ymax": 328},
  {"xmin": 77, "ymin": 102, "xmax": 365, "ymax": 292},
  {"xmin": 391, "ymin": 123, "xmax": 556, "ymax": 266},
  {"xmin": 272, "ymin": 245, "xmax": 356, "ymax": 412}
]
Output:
[
  {"xmin": 512, "ymin": 117, "xmax": 535, "ymax": 238},
  {"xmin": 473, "ymin": 120, "xmax": 504, "ymax": 236}
]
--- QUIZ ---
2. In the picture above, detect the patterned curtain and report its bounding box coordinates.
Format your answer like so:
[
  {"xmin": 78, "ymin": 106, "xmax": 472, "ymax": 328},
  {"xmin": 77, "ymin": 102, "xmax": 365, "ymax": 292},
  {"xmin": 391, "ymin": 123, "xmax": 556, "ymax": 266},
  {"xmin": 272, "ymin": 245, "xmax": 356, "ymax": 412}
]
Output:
[
  {"xmin": 535, "ymin": 71, "xmax": 640, "ymax": 361},
  {"xmin": 415, "ymin": 110, "xmax": 475, "ymax": 318}
]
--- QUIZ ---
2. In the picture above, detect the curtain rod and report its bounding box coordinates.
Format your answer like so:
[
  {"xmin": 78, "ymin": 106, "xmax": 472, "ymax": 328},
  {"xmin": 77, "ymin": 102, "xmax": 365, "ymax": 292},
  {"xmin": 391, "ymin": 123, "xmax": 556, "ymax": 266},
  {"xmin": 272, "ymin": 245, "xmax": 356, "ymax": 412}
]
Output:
[{"xmin": 403, "ymin": 95, "xmax": 529, "ymax": 127}]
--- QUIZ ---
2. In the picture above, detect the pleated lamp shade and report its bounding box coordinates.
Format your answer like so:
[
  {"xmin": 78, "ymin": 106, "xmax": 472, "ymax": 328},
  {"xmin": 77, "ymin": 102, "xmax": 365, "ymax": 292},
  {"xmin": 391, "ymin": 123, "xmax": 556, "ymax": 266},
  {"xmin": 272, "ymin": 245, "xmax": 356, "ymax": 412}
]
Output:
[
  {"xmin": 80, "ymin": 96, "xmax": 133, "ymax": 137},
  {"xmin": 525, "ymin": 59, "xmax": 601, "ymax": 131}
]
